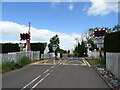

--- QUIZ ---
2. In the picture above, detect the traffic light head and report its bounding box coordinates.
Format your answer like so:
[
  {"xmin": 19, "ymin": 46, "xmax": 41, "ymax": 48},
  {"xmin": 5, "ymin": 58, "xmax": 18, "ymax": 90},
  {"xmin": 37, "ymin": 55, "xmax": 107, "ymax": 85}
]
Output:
[
  {"xmin": 92, "ymin": 28, "xmax": 108, "ymax": 38},
  {"xmin": 20, "ymin": 33, "xmax": 30, "ymax": 41},
  {"xmin": 94, "ymin": 30, "xmax": 106, "ymax": 37}
]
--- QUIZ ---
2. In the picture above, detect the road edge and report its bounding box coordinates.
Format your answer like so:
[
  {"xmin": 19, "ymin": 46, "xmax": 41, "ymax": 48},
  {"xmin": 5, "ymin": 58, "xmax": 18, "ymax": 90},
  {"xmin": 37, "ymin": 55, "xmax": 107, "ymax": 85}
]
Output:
[{"xmin": 85, "ymin": 59, "xmax": 113, "ymax": 89}]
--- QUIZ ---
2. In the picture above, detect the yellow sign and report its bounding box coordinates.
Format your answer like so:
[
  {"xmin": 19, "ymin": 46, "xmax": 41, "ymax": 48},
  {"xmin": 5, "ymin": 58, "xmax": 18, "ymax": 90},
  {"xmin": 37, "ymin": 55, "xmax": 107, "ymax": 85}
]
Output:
[
  {"xmin": 20, "ymin": 47, "xmax": 23, "ymax": 51},
  {"xmin": 98, "ymin": 48, "xmax": 101, "ymax": 52}
]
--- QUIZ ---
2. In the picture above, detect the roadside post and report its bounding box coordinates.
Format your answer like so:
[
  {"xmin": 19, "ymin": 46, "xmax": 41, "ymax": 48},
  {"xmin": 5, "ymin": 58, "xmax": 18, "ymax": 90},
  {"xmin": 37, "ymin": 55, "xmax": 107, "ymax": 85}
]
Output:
[
  {"xmin": 52, "ymin": 44, "xmax": 58, "ymax": 60},
  {"xmin": 19, "ymin": 43, "xmax": 25, "ymax": 51},
  {"xmin": 85, "ymin": 42, "xmax": 91, "ymax": 56},
  {"xmin": 20, "ymin": 22, "xmax": 31, "ymax": 51},
  {"xmin": 92, "ymin": 28, "xmax": 108, "ymax": 61}
]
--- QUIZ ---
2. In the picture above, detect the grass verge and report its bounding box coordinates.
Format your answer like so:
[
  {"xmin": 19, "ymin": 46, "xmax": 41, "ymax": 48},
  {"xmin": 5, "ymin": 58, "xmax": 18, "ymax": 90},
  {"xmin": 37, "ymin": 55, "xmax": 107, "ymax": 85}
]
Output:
[
  {"xmin": 88, "ymin": 56, "xmax": 106, "ymax": 68},
  {"xmin": 2, "ymin": 56, "xmax": 31, "ymax": 73}
]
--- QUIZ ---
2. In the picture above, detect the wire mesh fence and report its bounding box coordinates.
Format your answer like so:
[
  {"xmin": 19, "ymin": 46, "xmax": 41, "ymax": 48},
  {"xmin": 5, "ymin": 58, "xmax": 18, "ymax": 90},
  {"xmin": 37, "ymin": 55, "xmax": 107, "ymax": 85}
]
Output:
[{"xmin": 0, "ymin": 51, "xmax": 40, "ymax": 63}]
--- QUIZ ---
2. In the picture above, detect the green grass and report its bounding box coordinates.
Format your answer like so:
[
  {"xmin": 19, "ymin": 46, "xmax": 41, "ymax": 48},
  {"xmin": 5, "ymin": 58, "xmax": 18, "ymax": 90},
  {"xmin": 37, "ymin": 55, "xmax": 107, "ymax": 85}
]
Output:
[
  {"xmin": 19, "ymin": 56, "xmax": 31, "ymax": 67},
  {"xmin": 2, "ymin": 56, "xmax": 31, "ymax": 73},
  {"xmin": 88, "ymin": 59, "xmax": 100, "ymax": 64},
  {"xmin": 88, "ymin": 56, "xmax": 106, "ymax": 68}
]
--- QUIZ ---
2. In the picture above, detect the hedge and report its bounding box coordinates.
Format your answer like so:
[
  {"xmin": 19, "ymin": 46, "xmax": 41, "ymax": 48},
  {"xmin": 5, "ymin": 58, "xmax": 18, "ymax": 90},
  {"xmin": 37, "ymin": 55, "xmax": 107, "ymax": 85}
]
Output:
[
  {"xmin": 104, "ymin": 31, "xmax": 120, "ymax": 52},
  {"xmin": 1, "ymin": 43, "xmax": 46, "ymax": 54}
]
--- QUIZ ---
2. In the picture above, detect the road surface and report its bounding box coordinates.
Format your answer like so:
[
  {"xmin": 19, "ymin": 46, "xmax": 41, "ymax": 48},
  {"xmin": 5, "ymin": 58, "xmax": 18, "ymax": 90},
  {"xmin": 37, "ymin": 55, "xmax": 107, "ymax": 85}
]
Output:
[{"xmin": 2, "ymin": 58, "xmax": 110, "ymax": 89}]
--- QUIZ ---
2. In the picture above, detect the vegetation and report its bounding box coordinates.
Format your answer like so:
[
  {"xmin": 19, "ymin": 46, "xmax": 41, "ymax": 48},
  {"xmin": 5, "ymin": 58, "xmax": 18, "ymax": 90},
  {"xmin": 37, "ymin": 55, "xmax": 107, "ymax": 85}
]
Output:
[
  {"xmin": 29, "ymin": 43, "xmax": 46, "ymax": 58},
  {"xmin": 110, "ymin": 24, "xmax": 120, "ymax": 32},
  {"xmin": 2, "ymin": 56, "xmax": 31, "ymax": 73},
  {"xmin": 74, "ymin": 40, "xmax": 87, "ymax": 57},
  {"xmin": 87, "ymin": 38, "xmax": 97, "ymax": 51},
  {"xmin": 19, "ymin": 56, "xmax": 31, "ymax": 67},
  {"xmin": 87, "ymin": 25, "xmax": 120, "ymax": 67},
  {"xmin": 48, "ymin": 34, "xmax": 60, "ymax": 53},
  {"xmin": 57, "ymin": 49, "xmax": 67, "ymax": 58},
  {"xmin": 104, "ymin": 31, "xmax": 120, "ymax": 52},
  {"xmin": 88, "ymin": 56, "xmax": 106, "ymax": 68},
  {"xmin": 1, "ymin": 43, "xmax": 20, "ymax": 53}
]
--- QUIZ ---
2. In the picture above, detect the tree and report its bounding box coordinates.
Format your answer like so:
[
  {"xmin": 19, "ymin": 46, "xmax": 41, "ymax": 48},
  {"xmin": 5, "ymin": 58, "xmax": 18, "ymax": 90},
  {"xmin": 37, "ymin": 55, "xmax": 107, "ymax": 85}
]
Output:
[
  {"xmin": 112, "ymin": 24, "xmax": 120, "ymax": 32},
  {"xmin": 57, "ymin": 48, "xmax": 67, "ymax": 58},
  {"xmin": 79, "ymin": 40, "xmax": 87, "ymax": 57},
  {"xmin": 67, "ymin": 50, "xmax": 70, "ymax": 54},
  {"xmin": 87, "ymin": 38, "xmax": 97, "ymax": 51},
  {"xmin": 73, "ymin": 40, "xmax": 87, "ymax": 57},
  {"xmin": 48, "ymin": 34, "xmax": 60, "ymax": 53}
]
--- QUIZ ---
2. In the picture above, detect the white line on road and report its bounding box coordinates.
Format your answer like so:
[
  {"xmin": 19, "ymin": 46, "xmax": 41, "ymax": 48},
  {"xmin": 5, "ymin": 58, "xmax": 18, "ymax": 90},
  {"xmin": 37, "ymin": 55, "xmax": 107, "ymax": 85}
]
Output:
[
  {"xmin": 30, "ymin": 73, "xmax": 50, "ymax": 89},
  {"xmin": 43, "ymin": 69, "xmax": 49, "ymax": 74},
  {"xmin": 21, "ymin": 75, "xmax": 41, "ymax": 90},
  {"xmin": 50, "ymin": 70, "xmax": 54, "ymax": 73},
  {"xmin": 84, "ymin": 59, "xmax": 91, "ymax": 67},
  {"xmin": 51, "ymin": 66, "xmax": 54, "ymax": 69},
  {"xmin": 22, "ymin": 61, "xmax": 64, "ymax": 90}
]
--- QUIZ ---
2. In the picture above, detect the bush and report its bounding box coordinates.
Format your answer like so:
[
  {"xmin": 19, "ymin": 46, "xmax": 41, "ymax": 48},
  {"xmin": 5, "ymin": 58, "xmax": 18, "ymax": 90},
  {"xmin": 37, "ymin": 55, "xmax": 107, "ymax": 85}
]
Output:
[
  {"xmin": 2, "ymin": 62, "xmax": 11, "ymax": 72},
  {"xmin": 19, "ymin": 56, "xmax": 31, "ymax": 67},
  {"xmin": 14, "ymin": 63, "xmax": 22, "ymax": 69},
  {"xmin": 2, "ymin": 62, "xmax": 16, "ymax": 73}
]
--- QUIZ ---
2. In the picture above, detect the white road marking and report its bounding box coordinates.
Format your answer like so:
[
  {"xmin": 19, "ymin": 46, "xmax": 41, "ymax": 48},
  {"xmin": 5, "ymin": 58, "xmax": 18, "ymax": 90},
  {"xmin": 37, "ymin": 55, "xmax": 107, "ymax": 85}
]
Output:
[
  {"xmin": 22, "ymin": 60, "xmax": 64, "ymax": 90},
  {"xmin": 84, "ymin": 59, "xmax": 91, "ymax": 67},
  {"xmin": 21, "ymin": 75, "xmax": 41, "ymax": 90},
  {"xmin": 43, "ymin": 69, "xmax": 49, "ymax": 74},
  {"xmin": 51, "ymin": 66, "xmax": 54, "ymax": 69},
  {"xmin": 50, "ymin": 70, "xmax": 54, "ymax": 73},
  {"xmin": 31, "ymin": 73, "xmax": 50, "ymax": 89}
]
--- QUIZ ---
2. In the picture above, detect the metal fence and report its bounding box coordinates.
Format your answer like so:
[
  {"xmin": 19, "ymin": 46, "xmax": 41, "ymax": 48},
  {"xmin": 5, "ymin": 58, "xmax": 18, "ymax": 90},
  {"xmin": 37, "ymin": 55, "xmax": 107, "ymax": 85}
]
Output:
[
  {"xmin": 0, "ymin": 51, "xmax": 40, "ymax": 63},
  {"xmin": 88, "ymin": 49, "xmax": 104, "ymax": 59}
]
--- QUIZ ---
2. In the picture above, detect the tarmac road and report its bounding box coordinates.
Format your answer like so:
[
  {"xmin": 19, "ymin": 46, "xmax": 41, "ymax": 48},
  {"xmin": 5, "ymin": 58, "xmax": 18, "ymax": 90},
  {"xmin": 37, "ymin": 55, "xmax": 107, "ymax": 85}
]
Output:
[{"xmin": 2, "ymin": 58, "xmax": 110, "ymax": 89}]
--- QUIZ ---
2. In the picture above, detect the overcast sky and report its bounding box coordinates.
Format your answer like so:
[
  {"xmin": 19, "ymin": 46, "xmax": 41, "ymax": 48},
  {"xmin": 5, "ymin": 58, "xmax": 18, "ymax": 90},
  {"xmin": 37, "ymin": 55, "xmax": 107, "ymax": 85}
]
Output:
[{"xmin": 0, "ymin": 0, "xmax": 119, "ymax": 50}]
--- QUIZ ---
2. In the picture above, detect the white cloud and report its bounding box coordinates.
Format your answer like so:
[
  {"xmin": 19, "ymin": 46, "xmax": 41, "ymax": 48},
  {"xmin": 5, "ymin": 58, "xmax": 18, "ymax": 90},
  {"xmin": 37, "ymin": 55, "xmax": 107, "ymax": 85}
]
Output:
[
  {"xmin": 51, "ymin": 1, "xmax": 75, "ymax": 11},
  {"xmin": 0, "ymin": 21, "xmax": 85, "ymax": 50},
  {"xmin": 68, "ymin": 3, "xmax": 74, "ymax": 10},
  {"xmin": 86, "ymin": 0, "xmax": 118, "ymax": 16},
  {"xmin": 51, "ymin": 0, "xmax": 61, "ymax": 8}
]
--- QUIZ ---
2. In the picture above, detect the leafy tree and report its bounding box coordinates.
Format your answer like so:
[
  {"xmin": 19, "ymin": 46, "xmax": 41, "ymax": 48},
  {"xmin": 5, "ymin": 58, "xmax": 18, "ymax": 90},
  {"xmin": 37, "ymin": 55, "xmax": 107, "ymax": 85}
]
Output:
[
  {"xmin": 58, "ymin": 48, "xmax": 67, "ymax": 54},
  {"xmin": 73, "ymin": 40, "xmax": 87, "ymax": 57},
  {"xmin": 57, "ymin": 49, "xmax": 67, "ymax": 58},
  {"xmin": 79, "ymin": 40, "xmax": 87, "ymax": 57},
  {"xmin": 48, "ymin": 34, "xmax": 60, "ymax": 53},
  {"xmin": 89, "ymin": 28, "xmax": 94, "ymax": 31},
  {"xmin": 67, "ymin": 50, "xmax": 70, "ymax": 54},
  {"xmin": 74, "ymin": 45, "xmax": 78, "ymax": 57},
  {"xmin": 112, "ymin": 24, "xmax": 120, "ymax": 32},
  {"xmin": 87, "ymin": 38, "xmax": 97, "ymax": 51}
]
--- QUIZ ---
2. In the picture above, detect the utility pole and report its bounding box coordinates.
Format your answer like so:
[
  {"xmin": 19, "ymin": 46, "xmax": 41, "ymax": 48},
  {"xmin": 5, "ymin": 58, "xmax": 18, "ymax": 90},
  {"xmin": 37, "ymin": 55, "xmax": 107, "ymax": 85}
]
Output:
[{"xmin": 26, "ymin": 22, "xmax": 31, "ymax": 51}]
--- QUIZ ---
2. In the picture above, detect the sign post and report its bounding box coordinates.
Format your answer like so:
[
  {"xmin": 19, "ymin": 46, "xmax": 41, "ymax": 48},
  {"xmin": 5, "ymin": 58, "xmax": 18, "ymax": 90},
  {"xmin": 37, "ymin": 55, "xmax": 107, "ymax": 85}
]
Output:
[
  {"xmin": 19, "ymin": 43, "xmax": 25, "ymax": 51},
  {"xmin": 52, "ymin": 44, "xmax": 58, "ymax": 60},
  {"xmin": 85, "ymin": 42, "xmax": 91, "ymax": 56},
  {"xmin": 20, "ymin": 22, "xmax": 31, "ymax": 51},
  {"xmin": 92, "ymin": 28, "xmax": 108, "ymax": 61}
]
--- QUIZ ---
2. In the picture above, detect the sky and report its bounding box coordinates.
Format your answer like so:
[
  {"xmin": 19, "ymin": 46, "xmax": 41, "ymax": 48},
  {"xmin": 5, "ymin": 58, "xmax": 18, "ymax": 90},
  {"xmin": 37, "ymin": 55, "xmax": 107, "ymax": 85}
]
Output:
[{"xmin": 0, "ymin": 0, "xmax": 119, "ymax": 50}]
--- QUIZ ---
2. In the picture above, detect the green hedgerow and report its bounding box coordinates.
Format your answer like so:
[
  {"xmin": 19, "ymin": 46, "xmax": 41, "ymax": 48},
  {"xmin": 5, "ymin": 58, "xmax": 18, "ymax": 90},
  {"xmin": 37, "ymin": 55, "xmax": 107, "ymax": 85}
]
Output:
[
  {"xmin": 2, "ymin": 62, "xmax": 15, "ymax": 73},
  {"xmin": 19, "ymin": 56, "xmax": 31, "ymax": 67}
]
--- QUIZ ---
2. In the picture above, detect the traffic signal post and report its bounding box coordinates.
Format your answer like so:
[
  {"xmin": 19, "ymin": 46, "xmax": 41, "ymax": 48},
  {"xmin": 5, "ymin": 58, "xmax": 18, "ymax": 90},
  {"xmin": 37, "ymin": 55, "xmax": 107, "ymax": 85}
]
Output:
[
  {"xmin": 20, "ymin": 22, "xmax": 31, "ymax": 51},
  {"xmin": 92, "ymin": 28, "xmax": 108, "ymax": 61}
]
